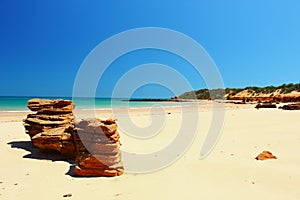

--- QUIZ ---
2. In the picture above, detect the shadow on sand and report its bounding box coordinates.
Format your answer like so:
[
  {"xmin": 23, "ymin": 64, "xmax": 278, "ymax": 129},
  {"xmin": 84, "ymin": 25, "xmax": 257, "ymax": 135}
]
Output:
[
  {"xmin": 7, "ymin": 141, "xmax": 75, "ymax": 164},
  {"xmin": 7, "ymin": 141, "xmax": 104, "ymax": 177}
]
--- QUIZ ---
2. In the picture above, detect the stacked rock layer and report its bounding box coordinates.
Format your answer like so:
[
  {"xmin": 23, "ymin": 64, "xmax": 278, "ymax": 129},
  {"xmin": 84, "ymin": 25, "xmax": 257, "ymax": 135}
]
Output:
[
  {"xmin": 73, "ymin": 119, "xmax": 124, "ymax": 177},
  {"xmin": 23, "ymin": 99, "xmax": 76, "ymax": 158},
  {"xmin": 279, "ymin": 103, "xmax": 300, "ymax": 110}
]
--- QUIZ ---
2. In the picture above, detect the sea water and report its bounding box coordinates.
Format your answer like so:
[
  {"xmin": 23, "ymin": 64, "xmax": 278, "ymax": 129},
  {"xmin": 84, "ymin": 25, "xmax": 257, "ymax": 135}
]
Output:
[{"xmin": 0, "ymin": 96, "xmax": 183, "ymax": 111}]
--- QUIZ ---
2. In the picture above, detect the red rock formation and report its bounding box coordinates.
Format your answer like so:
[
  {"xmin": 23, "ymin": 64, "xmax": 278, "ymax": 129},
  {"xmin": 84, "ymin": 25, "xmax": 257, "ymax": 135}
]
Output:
[
  {"xmin": 228, "ymin": 96, "xmax": 300, "ymax": 103},
  {"xmin": 279, "ymin": 103, "xmax": 300, "ymax": 110},
  {"xmin": 24, "ymin": 99, "xmax": 76, "ymax": 158},
  {"xmin": 255, "ymin": 102, "xmax": 277, "ymax": 109},
  {"xmin": 255, "ymin": 151, "xmax": 277, "ymax": 160},
  {"xmin": 27, "ymin": 98, "xmax": 74, "ymax": 113},
  {"xmin": 24, "ymin": 99, "xmax": 124, "ymax": 177},
  {"xmin": 73, "ymin": 118, "xmax": 124, "ymax": 177}
]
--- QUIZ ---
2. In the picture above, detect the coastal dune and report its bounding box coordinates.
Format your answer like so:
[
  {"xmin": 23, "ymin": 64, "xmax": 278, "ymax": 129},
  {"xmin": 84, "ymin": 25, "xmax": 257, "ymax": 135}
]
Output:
[{"xmin": 0, "ymin": 103, "xmax": 300, "ymax": 199}]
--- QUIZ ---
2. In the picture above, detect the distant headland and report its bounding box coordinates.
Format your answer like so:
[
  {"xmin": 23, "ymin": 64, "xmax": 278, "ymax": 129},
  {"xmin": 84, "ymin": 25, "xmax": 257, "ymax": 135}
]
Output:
[{"xmin": 179, "ymin": 83, "xmax": 300, "ymax": 102}]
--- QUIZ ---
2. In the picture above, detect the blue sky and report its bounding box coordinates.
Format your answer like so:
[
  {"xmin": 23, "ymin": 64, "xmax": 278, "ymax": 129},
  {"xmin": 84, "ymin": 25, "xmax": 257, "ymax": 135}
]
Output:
[{"xmin": 0, "ymin": 1, "xmax": 299, "ymax": 98}]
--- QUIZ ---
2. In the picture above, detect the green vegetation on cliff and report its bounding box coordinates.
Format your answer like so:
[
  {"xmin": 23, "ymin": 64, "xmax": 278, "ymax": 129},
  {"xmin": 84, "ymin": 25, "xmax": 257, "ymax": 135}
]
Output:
[
  {"xmin": 180, "ymin": 88, "xmax": 225, "ymax": 100},
  {"xmin": 179, "ymin": 83, "xmax": 300, "ymax": 100}
]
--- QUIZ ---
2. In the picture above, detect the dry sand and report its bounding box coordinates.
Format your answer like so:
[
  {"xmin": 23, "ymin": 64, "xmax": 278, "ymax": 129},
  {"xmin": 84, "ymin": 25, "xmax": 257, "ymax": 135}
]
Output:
[{"xmin": 1, "ymin": 102, "xmax": 300, "ymax": 199}]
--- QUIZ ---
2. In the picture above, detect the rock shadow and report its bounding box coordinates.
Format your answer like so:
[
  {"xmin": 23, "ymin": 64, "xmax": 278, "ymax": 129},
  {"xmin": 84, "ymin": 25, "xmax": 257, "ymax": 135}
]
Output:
[
  {"xmin": 7, "ymin": 141, "xmax": 75, "ymax": 164},
  {"xmin": 65, "ymin": 165, "xmax": 75, "ymax": 177}
]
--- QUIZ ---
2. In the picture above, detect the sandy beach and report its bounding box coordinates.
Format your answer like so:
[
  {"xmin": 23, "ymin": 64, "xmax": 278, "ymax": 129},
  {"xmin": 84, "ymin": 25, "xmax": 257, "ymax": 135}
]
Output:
[{"xmin": 1, "ymin": 102, "xmax": 300, "ymax": 200}]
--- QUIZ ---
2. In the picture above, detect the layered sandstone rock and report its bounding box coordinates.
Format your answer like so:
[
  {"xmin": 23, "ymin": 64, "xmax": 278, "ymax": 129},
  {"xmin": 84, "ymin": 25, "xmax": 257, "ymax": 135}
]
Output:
[
  {"xmin": 73, "ymin": 119, "xmax": 124, "ymax": 177},
  {"xmin": 24, "ymin": 99, "xmax": 76, "ymax": 158},
  {"xmin": 228, "ymin": 95, "xmax": 300, "ymax": 103},
  {"xmin": 279, "ymin": 103, "xmax": 300, "ymax": 110},
  {"xmin": 24, "ymin": 99, "xmax": 124, "ymax": 177},
  {"xmin": 255, "ymin": 151, "xmax": 277, "ymax": 160},
  {"xmin": 255, "ymin": 102, "xmax": 277, "ymax": 109}
]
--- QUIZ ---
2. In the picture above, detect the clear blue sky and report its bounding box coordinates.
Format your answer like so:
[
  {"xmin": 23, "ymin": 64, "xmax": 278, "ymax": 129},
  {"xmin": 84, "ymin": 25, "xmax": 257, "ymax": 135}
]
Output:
[{"xmin": 0, "ymin": 0, "xmax": 299, "ymax": 98}]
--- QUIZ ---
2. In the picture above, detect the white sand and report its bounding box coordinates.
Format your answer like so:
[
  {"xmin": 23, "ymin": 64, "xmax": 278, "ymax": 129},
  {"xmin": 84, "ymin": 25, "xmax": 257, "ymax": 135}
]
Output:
[{"xmin": 1, "ymin": 103, "xmax": 300, "ymax": 200}]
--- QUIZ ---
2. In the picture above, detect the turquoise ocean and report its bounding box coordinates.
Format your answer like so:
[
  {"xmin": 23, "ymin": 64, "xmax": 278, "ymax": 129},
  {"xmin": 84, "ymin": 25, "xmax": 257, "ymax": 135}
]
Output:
[{"xmin": 0, "ymin": 96, "xmax": 182, "ymax": 111}]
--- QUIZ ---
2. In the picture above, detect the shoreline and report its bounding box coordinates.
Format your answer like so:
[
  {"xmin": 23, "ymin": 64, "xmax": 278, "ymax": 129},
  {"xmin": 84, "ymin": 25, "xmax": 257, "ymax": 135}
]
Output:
[
  {"xmin": 1, "ymin": 95, "xmax": 300, "ymax": 113},
  {"xmin": 0, "ymin": 100, "xmax": 293, "ymax": 122}
]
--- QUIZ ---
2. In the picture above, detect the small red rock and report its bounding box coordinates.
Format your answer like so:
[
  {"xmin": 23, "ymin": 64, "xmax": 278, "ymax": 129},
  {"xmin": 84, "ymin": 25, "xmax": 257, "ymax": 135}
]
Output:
[{"xmin": 255, "ymin": 151, "xmax": 277, "ymax": 160}]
